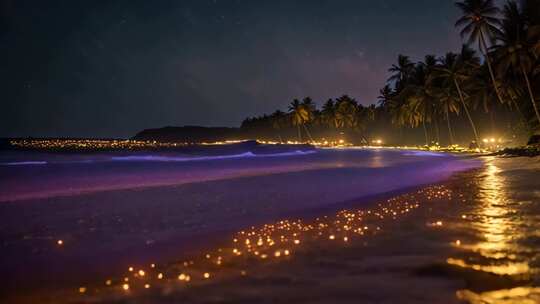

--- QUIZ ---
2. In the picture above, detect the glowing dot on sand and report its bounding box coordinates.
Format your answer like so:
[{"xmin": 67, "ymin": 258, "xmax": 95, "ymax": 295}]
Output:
[
  {"xmin": 157, "ymin": 273, "xmax": 163, "ymax": 279},
  {"xmin": 461, "ymin": 215, "xmax": 467, "ymax": 219},
  {"xmin": 178, "ymin": 273, "xmax": 186, "ymax": 280},
  {"xmin": 274, "ymin": 250, "xmax": 281, "ymax": 257},
  {"xmin": 329, "ymin": 235, "xmax": 335, "ymax": 240},
  {"xmin": 144, "ymin": 284, "xmax": 150, "ymax": 289},
  {"xmin": 185, "ymin": 275, "xmax": 191, "ymax": 282},
  {"xmin": 105, "ymin": 279, "xmax": 112, "ymax": 286},
  {"xmin": 343, "ymin": 237, "xmax": 349, "ymax": 242},
  {"xmin": 436, "ymin": 221, "xmax": 443, "ymax": 226},
  {"xmin": 203, "ymin": 272, "xmax": 210, "ymax": 279},
  {"xmin": 294, "ymin": 239, "xmax": 300, "ymax": 245},
  {"xmin": 122, "ymin": 284, "xmax": 129, "ymax": 291},
  {"xmin": 79, "ymin": 287, "xmax": 86, "ymax": 293},
  {"xmin": 455, "ymin": 240, "xmax": 461, "ymax": 246},
  {"xmin": 284, "ymin": 249, "xmax": 290, "ymax": 255}
]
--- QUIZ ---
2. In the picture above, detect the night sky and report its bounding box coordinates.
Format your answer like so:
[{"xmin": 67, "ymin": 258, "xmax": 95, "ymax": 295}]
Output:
[{"xmin": 1, "ymin": 0, "xmax": 499, "ymax": 138}]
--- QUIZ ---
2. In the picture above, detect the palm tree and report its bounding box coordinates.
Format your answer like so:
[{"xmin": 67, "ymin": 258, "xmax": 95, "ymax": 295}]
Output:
[
  {"xmin": 432, "ymin": 85, "xmax": 461, "ymax": 145},
  {"xmin": 433, "ymin": 49, "xmax": 481, "ymax": 144},
  {"xmin": 321, "ymin": 99, "xmax": 338, "ymax": 128},
  {"xmin": 270, "ymin": 110, "xmax": 286, "ymax": 143},
  {"xmin": 288, "ymin": 99, "xmax": 304, "ymax": 142},
  {"xmin": 388, "ymin": 55, "xmax": 414, "ymax": 91},
  {"xmin": 335, "ymin": 95, "xmax": 358, "ymax": 129},
  {"xmin": 377, "ymin": 85, "xmax": 394, "ymax": 108},
  {"xmin": 455, "ymin": 0, "xmax": 505, "ymax": 106},
  {"xmin": 493, "ymin": 0, "xmax": 540, "ymax": 125},
  {"xmin": 301, "ymin": 97, "xmax": 316, "ymax": 142}
]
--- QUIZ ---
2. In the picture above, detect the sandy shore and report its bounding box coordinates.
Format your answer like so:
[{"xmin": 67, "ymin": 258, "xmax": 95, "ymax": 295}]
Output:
[{"xmin": 6, "ymin": 155, "xmax": 537, "ymax": 303}]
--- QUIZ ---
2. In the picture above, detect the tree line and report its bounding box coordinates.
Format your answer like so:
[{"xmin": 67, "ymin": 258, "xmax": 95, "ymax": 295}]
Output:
[{"xmin": 241, "ymin": 0, "xmax": 540, "ymax": 146}]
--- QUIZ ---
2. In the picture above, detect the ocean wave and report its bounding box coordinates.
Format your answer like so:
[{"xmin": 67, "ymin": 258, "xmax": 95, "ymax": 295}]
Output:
[
  {"xmin": 0, "ymin": 161, "xmax": 48, "ymax": 166},
  {"xmin": 402, "ymin": 151, "xmax": 447, "ymax": 157},
  {"xmin": 110, "ymin": 150, "xmax": 317, "ymax": 162}
]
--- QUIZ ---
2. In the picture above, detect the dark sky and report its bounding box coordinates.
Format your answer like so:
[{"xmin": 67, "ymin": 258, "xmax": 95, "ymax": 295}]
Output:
[{"xmin": 1, "ymin": 0, "xmax": 493, "ymax": 138}]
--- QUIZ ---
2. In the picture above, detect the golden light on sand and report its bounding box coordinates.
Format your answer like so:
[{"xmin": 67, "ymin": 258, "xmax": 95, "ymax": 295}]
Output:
[
  {"xmin": 122, "ymin": 284, "xmax": 129, "ymax": 291},
  {"xmin": 203, "ymin": 272, "xmax": 210, "ymax": 279}
]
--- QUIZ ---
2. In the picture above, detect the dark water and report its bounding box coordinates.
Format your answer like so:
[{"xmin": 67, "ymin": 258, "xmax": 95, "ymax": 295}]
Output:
[{"xmin": 0, "ymin": 146, "xmax": 479, "ymax": 300}]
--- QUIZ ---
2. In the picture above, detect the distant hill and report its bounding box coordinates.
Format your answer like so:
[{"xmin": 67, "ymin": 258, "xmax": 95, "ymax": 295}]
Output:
[{"xmin": 133, "ymin": 126, "xmax": 244, "ymax": 142}]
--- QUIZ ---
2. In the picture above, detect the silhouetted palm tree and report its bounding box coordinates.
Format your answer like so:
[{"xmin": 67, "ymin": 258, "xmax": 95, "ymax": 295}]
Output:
[
  {"xmin": 321, "ymin": 99, "xmax": 338, "ymax": 128},
  {"xmin": 301, "ymin": 97, "xmax": 316, "ymax": 142},
  {"xmin": 493, "ymin": 0, "xmax": 540, "ymax": 125},
  {"xmin": 388, "ymin": 55, "xmax": 414, "ymax": 91},
  {"xmin": 455, "ymin": 0, "xmax": 505, "ymax": 106},
  {"xmin": 288, "ymin": 99, "xmax": 304, "ymax": 142},
  {"xmin": 433, "ymin": 48, "xmax": 481, "ymax": 144},
  {"xmin": 270, "ymin": 110, "xmax": 286, "ymax": 142}
]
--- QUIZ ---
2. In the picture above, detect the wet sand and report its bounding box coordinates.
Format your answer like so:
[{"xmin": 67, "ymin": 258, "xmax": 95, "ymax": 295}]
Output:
[{"xmin": 4, "ymin": 155, "xmax": 540, "ymax": 303}]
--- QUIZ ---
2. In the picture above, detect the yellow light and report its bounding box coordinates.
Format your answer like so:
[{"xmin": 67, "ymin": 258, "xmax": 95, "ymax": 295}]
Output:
[
  {"xmin": 122, "ymin": 284, "xmax": 130, "ymax": 291},
  {"xmin": 343, "ymin": 236, "xmax": 348, "ymax": 242},
  {"xmin": 157, "ymin": 273, "xmax": 163, "ymax": 279},
  {"xmin": 294, "ymin": 239, "xmax": 300, "ymax": 244},
  {"xmin": 203, "ymin": 272, "xmax": 210, "ymax": 279},
  {"xmin": 144, "ymin": 284, "xmax": 150, "ymax": 289},
  {"xmin": 150, "ymin": 263, "xmax": 155, "ymax": 268},
  {"xmin": 79, "ymin": 287, "xmax": 86, "ymax": 293},
  {"xmin": 105, "ymin": 279, "xmax": 112, "ymax": 286},
  {"xmin": 274, "ymin": 250, "xmax": 281, "ymax": 257},
  {"xmin": 455, "ymin": 240, "xmax": 461, "ymax": 246},
  {"xmin": 178, "ymin": 273, "xmax": 186, "ymax": 280},
  {"xmin": 329, "ymin": 235, "xmax": 335, "ymax": 240},
  {"xmin": 284, "ymin": 249, "xmax": 290, "ymax": 255},
  {"xmin": 128, "ymin": 267, "xmax": 133, "ymax": 272},
  {"xmin": 57, "ymin": 240, "xmax": 63, "ymax": 246},
  {"xmin": 138, "ymin": 270, "xmax": 145, "ymax": 276}
]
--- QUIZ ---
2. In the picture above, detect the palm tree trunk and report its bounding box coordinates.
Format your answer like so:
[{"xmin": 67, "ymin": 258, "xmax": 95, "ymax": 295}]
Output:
[
  {"xmin": 303, "ymin": 124, "xmax": 314, "ymax": 143},
  {"xmin": 479, "ymin": 30, "xmax": 505, "ymax": 106},
  {"xmin": 445, "ymin": 109, "xmax": 454, "ymax": 146},
  {"xmin": 422, "ymin": 120, "xmax": 429, "ymax": 146},
  {"xmin": 297, "ymin": 124, "xmax": 302, "ymax": 142},
  {"xmin": 454, "ymin": 78, "xmax": 480, "ymax": 144},
  {"xmin": 510, "ymin": 95, "xmax": 529, "ymax": 131},
  {"xmin": 521, "ymin": 64, "xmax": 540, "ymax": 126},
  {"xmin": 435, "ymin": 120, "xmax": 440, "ymax": 144}
]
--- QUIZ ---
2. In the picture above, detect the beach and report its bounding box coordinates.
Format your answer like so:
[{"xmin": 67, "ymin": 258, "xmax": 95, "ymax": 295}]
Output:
[{"xmin": 1, "ymin": 149, "xmax": 539, "ymax": 303}]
